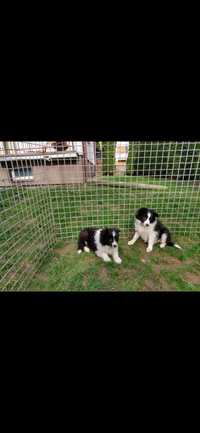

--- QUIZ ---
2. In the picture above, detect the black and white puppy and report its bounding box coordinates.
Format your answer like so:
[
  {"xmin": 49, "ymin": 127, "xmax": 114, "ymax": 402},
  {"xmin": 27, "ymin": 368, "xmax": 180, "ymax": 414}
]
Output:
[
  {"xmin": 78, "ymin": 227, "xmax": 122, "ymax": 263},
  {"xmin": 128, "ymin": 207, "xmax": 182, "ymax": 253}
]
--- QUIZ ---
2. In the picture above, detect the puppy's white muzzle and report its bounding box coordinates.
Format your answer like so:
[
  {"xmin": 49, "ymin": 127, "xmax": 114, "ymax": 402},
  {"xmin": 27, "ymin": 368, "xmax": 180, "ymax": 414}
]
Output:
[{"xmin": 112, "ymin": 242, "xmax": 118, "ymax": 248}]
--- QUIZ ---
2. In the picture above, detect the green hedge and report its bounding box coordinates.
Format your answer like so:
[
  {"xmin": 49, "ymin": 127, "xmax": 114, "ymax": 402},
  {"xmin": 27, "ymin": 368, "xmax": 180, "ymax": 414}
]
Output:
[
  {"xmin": 126, "ymin": 142, "xmax": 200, "ymax": 179},
  {"xmin": 101, "ymin": 142, "xmax": 115, "ymax": 175}
]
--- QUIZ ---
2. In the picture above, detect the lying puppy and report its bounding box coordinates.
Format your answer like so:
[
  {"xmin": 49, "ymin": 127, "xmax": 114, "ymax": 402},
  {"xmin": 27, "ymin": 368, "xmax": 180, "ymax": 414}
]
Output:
[
  {"xmin": 78, "ymin": 227, "xmax": 122, "ymax": 263},
  {"xmin": 128, "ymin": 207, "xmax": 182, "ymax": 253}
]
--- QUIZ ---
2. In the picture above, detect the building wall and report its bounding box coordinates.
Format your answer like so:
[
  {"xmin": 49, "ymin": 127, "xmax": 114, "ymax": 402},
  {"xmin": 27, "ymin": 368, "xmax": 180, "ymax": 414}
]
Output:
[
  {"xmin": 0, "ymin": 167, "xmax": 11, "ymax": 185},
  {"xmin": 0, "ymin": 159, "xmax": 96, "ymax": 186},
  {"xmin": 31, "ymin": 164, "xmax": 84, "ymax": 184},
  {"xmin": 0, "ymin": 163, "xmax": 85, "ymax": 186}
]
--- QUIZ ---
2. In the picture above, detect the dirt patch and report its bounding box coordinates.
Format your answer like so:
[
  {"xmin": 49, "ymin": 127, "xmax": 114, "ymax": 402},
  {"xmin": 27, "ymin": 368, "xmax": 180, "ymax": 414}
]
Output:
[
  {"xmin": 159, "ymin": 277, "xmax": 176, "ymax": 292},
  {"xmin": 116, "ymin": 267, "xmax": 144, "ymax": 290},
  {"xmin": 20, "ymin": 260, "xmax": 34, "ymax": 271},
  {"xmin": 36, "ymin": 272, "xmax": 49, "ymax": 282},
  {"xmin": 97, "ymin": 267, "xmax": 111, "ymax": 290},
  {"xmin": 153, "ymin": 256, "xmax": 182, "ymax": 273},
  {"xmin": 153, "ymin": 264, "xmax": 162, "ymax": 273},
  {"xmin": 140, "ymin": 246, "xmax": 165, "ymax": 262},
  {"xmin": 184, "ymin": 259, "xmax": 195, "ymax": 265},
  {"xmin": 142, "ymin": 276, "xmax": 175, "ymax": 291},
  {"xmin": 83, "ymin": 273, "xmax": 89, "ymax": 289},
  {"xmin": 164, "ymin": 256, "xmax": 182, "ymax": 266},
  {"xmin": 119, "ymin": 267, "xmax": 139, "ymax": 280},
  {"xmin": 99, "ymin": 266, "xmax": 109, "ymax": 282},
  {"xmin": 82, "ymin": 265, "xmax": 110, "ymax": 290},
  {"xmin": 159, "ymin": 276, "xmax": 177, "ymax": 291},
  {"xmin": 142, "ymin": 280, "xmax": 156, "ymax": 291},
  {"xmin": 54, "ymin": 243, "xmax": 75, "ymax": 256},
  {"xmin": 183, "ymin": 272, "xmax": 200, "ymax": 286}
]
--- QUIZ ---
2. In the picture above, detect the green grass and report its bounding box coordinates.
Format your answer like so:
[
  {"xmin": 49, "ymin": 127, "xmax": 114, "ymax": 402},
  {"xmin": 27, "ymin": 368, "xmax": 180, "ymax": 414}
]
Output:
[
  {"xmin": 0, "ymin": 187, "xmax": 56, "ymax": 290},
  {"xmin": 102, "ymin": 175, "xmax": 198, "ymax": 191},
  {"xmin": 50, "ymin": 182, "xmax": 200, "ymax": 239},
  {"xmin": 29, "ymin": 237, "xmax": 200, "ymax": 291}
]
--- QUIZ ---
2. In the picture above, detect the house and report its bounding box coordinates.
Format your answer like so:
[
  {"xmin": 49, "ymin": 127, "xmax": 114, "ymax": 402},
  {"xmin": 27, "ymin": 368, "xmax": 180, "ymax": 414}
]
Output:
[{"xmin": 0, "ymin": 142, "xmax": 96, "ymax": 186}]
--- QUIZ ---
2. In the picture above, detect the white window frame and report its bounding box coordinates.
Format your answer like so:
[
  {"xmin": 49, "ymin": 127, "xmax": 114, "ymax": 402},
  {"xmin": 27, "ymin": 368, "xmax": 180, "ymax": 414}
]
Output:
[{"xmin": 11, "ymin": 167, "xmax": 33, "ymax": 181}]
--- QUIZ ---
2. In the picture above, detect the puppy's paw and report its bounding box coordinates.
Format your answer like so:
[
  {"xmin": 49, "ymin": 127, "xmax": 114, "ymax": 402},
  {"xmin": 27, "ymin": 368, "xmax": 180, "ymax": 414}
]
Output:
[
  {"xmin": 77, "ymin": 250, "xmax": 82, "ymax": 254},
  {"xmin": 114, "ymin": 257, "xmax": 122, "ymax": 264},
  {"xmin": 84, "ymin": 246, "xmax": 90, "ymax": 252},
  {"xmin": 128, "ymin": 240, "xmax": 134, "ymax": 246},
  {"xmin": 146, "ymin": 246, "xmax": 153, "ymax": 253},
  {"xmin": 103, "ymin": 256, "xmax": 112, "ymax": 262},
  {"xmin": 160, "ymin": 243, "xmax": 166, "ymax": 249}
]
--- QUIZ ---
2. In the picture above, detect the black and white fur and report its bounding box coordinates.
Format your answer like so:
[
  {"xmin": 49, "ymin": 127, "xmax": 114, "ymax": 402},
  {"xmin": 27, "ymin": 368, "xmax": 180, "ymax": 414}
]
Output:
[
  {"xmin": 128, "ymin": 208, "xmax": 182, "ymax": 253},
  {"xmin": 78, "ymin": 227, "xmax": 122, "ymax": 264}
]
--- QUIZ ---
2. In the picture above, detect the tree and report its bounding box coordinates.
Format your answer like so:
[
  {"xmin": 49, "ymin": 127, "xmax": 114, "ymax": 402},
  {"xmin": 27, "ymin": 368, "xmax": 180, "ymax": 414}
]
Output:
[
  {"xmin": 126, "ymin": 142, "xmax": 200, "ymax": 179},
  {"xmin": 126, "ymin": 142, "xmax": 137, "ymax": 175},
  {"xmin": 96, "ymin": 142, "xmax": 101, "ymax": 152},
  {"xmin": 102, "ymin": 142, "xmax": 115, "ymax": 175}
]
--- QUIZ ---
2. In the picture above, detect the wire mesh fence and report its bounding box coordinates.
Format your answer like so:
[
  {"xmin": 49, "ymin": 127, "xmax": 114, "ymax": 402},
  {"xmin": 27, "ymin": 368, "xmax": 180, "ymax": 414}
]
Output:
[{"xmin": 0, "ymin": 141, "xmax": 200, "ymax": 290}]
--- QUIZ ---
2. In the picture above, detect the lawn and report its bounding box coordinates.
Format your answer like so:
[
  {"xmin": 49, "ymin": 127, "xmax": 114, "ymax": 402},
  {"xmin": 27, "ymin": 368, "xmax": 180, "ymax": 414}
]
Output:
[
  {"xmin": 50, "ymin": 181, "xmax": 200, "ymax": 239},
  {"xmin": 102, "ymin": 175, "xmax": 198, "ymax": 189},
  {"xmin": 29, "ymin": 237, "xmax": 200, "ymax": 291}
]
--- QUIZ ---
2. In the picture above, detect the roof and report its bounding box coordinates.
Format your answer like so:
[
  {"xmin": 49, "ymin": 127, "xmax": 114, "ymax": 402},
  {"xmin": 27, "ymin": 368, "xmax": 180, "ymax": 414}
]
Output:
[{"xmin": 0, "ymin": 152, "xmax": 78, "ymax": 162}]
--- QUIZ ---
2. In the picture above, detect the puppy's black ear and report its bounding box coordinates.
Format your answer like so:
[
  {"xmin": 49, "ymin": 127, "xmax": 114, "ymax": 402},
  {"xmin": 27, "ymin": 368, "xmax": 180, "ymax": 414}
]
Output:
[
  {"xmin": 135, "ymin": 210, "xmax": 140, "ymax": 219},
  {"xmin": 150, "ymin": 209, "xmax": 159, "ymax": 218},
  {"xmin": 115, "ymin": 228, "xmax": 120, "ymax": 233}
]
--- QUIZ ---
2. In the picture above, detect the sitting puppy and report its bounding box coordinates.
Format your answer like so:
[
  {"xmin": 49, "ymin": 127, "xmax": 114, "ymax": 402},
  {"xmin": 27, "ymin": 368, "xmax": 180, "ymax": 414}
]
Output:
[
  {"xmin": 128, "ymin": 207, "xmax": 182, "ymax": 253},
  {"xmin": 78, "ymin": 227, "xmax": 122, "ymax": 263}
]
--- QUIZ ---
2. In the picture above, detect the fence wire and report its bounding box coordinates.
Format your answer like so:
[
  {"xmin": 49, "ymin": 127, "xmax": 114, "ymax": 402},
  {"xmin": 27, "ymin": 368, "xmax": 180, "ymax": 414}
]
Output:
[{"xmin": 0, "ymin": 141, "xmax": 200, "ymax": 290}]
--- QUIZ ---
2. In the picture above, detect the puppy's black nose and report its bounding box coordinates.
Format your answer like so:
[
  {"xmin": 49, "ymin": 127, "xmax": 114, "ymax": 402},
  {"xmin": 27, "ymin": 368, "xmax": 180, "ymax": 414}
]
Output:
[
  {"xmin": 146, "ymin": 224, "xmax": 149, "ymax": 227},
  {"xmin": 113, "ymin": 245, "xmax": 117, "ymax": 248}
]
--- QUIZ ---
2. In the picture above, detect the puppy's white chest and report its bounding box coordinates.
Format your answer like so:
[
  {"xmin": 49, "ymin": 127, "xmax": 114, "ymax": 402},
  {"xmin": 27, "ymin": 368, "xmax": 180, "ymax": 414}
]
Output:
[
  {"xmin": 101, "ymin": 245, "xmax": 113, "ymax": 255},
  {"xmin": 135, "ymin": 221, "xmax": 151, "ymax": 242},
  {"xmin": 138, "ymin": 226, "xmax": 150, "ymax": 242}
]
